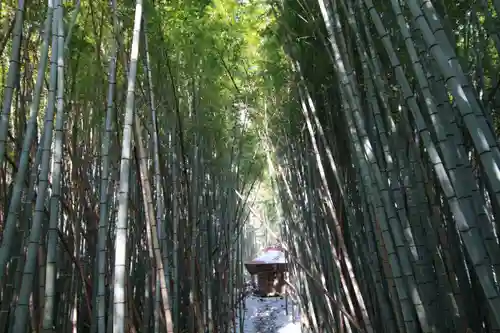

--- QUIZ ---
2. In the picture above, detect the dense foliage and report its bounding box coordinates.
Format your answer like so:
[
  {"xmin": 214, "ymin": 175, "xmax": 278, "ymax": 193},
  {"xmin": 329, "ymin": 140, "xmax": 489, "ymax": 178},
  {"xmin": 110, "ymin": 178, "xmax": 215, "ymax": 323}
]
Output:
[{"xmin": 0, "ymin": 0, "xmax": 281, "ymax": 332}]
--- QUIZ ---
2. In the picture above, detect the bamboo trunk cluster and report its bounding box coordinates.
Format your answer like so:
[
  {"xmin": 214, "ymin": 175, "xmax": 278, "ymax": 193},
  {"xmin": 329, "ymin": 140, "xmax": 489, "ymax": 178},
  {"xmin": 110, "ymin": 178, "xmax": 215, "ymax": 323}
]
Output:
[{"xmin": 267, "ymin": 0, "xmax": 500, "ymax": 332}]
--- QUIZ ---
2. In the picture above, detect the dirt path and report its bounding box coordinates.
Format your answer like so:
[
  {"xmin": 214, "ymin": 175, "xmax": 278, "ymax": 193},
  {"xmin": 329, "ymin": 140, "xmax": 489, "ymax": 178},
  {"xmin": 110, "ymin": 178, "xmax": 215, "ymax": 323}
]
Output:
[{"xmin": 235, "ymin": 295, "xmax": 301, "ymax": 333}]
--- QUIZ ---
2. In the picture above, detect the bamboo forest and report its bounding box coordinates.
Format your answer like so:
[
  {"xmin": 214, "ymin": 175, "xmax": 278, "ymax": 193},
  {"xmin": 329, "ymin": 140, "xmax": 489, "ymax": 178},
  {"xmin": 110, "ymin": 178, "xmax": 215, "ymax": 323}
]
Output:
[{"xmin": 2, "ymin": 0, "xmax": 500, "ymax": 332}]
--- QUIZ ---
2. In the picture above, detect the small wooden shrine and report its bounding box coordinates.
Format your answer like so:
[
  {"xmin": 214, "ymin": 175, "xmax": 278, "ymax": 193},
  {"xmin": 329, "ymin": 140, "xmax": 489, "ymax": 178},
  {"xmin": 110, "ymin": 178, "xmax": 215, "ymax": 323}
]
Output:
[{"xmin": 244, "ymin": 246, "xmax": 288, "ymax": 296}]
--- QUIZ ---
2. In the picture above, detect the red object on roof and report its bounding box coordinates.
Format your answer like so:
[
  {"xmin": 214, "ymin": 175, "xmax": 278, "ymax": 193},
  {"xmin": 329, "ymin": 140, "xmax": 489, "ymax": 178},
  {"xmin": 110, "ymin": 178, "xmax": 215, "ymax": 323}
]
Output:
[{"xmin": 244, "ymin": 246, "xmax": 288, "ymax": 275}]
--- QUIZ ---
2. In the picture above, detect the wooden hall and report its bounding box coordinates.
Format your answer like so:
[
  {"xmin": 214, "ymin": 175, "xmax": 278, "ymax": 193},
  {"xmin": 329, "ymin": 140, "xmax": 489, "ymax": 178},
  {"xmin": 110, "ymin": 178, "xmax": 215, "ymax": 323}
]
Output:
[{"xmin": 244, "ymin": 246, "xmax": 288, "ymax": 296}]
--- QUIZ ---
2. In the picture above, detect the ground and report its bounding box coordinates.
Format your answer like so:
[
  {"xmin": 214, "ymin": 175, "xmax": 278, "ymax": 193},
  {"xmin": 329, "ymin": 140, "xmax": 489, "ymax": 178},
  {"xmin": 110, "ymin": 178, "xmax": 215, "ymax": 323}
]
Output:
[{"xmin": 235, "ymin": 294, "xmax": 301, "ymax": 333}]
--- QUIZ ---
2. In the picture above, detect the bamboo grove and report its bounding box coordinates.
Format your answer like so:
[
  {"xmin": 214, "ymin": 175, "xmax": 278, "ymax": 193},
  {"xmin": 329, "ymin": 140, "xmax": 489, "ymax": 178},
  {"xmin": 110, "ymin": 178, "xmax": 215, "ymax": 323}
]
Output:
[
  {"xmin": 266, "ymin": 0, "xmax": 500, "ymax": 331},
  {"xmin": 3, "ymin": 0, "xmax": 500, "ymax": 332},
  {"xmin": 0, "ymin": 0, "xmax": 272, "ymax": 332}
]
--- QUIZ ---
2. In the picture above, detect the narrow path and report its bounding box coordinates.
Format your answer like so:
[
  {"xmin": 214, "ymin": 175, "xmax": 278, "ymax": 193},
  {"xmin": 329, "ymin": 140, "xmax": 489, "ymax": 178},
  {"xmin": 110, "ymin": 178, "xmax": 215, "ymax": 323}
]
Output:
[{"xmin": 235, "ymin": 295, "xmax": 301, "ymax": 333}]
